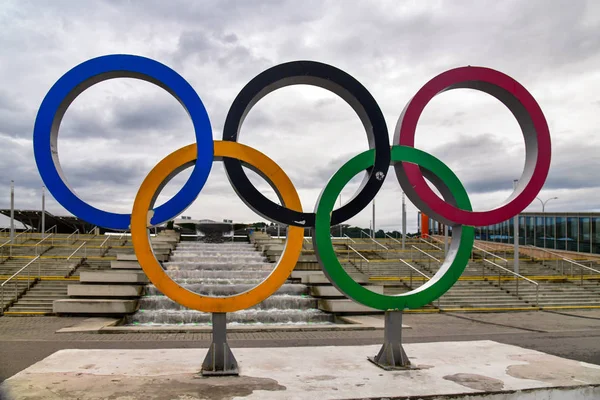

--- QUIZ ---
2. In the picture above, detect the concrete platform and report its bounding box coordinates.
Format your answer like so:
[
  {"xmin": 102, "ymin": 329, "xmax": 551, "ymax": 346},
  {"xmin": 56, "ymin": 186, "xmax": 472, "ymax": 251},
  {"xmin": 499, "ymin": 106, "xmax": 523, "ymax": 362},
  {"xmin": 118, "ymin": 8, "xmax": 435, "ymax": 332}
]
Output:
[
  {"xmin": 53, "ymin": 299, "xmax": 138, "ymax": 315},
  {"xmin": 79, "ymin": 271, "xmax": 149, "ymax": 284},
  {"xmin": 110, "ymin": 260, "xmax": 141, "ymax": 269},
  {"xmin": 2, "ymin": 341, "xmax": 600, "ymax": 399},
  {"xmin": 67, "ymin": 284, "xmax": 143, "ymax": 297},
  {"xmin": 117, "ymin": 252, "xmax": 169, "ymax": 262},
  {"xmin": 319, "ymin": 298, "xmax": 380, "ymax": 313},
  {"xmin": 311, "ymin": 284, "xmax": 383, "ymax": 297}
]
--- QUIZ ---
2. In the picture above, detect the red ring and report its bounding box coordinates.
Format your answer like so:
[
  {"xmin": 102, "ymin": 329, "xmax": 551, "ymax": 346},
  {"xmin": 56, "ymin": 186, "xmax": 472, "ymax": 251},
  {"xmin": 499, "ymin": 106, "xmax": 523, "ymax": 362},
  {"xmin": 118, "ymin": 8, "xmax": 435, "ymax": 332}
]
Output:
[{"xmin": 395, "ymin": 66, "xmax": 551, "ymax": 227}]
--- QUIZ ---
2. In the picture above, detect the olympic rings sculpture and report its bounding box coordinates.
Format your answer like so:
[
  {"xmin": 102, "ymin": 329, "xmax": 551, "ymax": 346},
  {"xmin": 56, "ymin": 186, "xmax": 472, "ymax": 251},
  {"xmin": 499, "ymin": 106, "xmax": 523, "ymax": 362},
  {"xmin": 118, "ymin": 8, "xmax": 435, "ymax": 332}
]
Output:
[{"xmin": 33, "ymin": 54, "xmax": 551, "ymax": 314}]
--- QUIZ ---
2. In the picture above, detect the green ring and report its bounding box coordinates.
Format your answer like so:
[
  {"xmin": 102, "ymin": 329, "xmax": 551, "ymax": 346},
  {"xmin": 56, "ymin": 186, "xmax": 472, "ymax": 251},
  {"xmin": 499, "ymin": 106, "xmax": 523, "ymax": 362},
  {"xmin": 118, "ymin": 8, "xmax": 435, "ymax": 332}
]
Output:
[{"xmin": 313, "ymin": 145, "xmax": 475, "ymax": 310}]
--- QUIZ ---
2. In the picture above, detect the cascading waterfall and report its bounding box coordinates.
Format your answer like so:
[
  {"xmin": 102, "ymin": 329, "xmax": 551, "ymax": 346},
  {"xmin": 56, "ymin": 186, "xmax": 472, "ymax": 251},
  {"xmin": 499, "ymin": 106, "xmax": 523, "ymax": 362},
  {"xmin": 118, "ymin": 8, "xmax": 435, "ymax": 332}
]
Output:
[{"xmin": 126, "ymin": 242, "xmax": 333, "ymax": 325}]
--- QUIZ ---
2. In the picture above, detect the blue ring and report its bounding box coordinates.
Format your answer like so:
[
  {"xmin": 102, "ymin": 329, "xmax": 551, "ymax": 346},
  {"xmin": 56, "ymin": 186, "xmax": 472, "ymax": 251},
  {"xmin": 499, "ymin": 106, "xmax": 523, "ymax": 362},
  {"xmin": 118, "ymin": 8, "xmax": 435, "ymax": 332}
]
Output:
[{"xmin": 33, "ymin": 54, "xmax": 214, "ymax": 230}]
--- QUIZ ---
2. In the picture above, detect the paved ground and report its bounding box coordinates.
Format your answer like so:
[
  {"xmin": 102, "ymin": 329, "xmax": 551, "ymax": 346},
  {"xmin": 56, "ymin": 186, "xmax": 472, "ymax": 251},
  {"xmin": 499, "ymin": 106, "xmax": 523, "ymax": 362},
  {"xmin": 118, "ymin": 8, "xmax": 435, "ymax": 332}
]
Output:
[{"xmin": 2, "ymin": 310, "xmax": 600, "ymax": 383}]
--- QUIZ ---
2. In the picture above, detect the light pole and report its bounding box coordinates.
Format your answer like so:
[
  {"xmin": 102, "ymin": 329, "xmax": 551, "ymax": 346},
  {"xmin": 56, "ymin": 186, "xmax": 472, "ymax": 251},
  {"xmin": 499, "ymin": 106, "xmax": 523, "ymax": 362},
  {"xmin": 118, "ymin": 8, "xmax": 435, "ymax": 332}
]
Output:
[
  {"xmin": 513, "ymin": 180, "xmax": 519, "ymax": 274},
  {"xmin": 535, "ymin": 196, "xmax": 558, "ymax": 248}
]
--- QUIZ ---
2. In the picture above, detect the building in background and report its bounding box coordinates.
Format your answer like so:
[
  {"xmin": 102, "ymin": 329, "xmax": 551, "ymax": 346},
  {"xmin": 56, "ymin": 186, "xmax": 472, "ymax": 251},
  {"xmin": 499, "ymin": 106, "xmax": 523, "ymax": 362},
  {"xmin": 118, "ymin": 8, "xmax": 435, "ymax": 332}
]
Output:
[{"xmin": 426, "ymin": 211, "xmax": 600, "ymax": 255}]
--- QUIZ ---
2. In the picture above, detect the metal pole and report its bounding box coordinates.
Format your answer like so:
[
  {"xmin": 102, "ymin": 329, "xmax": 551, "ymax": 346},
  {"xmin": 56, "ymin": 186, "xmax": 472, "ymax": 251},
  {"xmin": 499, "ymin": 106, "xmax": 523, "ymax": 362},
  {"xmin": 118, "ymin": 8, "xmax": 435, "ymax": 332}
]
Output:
[
  {"xmin": 201, "ymin": 313, "xmax": 239, "ymax": 376},
  {"xmin": 41, "ymin": 185, "xmax": 46, "ymax": 239},
  {"xmin": 339, "ymin": 194, "xmax": 343, "ymax": 238},
  {"xmin": 513, "ymin": 180, "xmax": 520, "ymax": 275},
  {"xmin": 10, "ymin": 180, "xmax": 15, "ymax": 243},
  {"xmin": 368, "ymin": 310, "xmax": 411, "ymax": 369},
  {"xmin": 401, "ymin": 192, "xmax": 406, "ymax": 250},
  {"xmin": 444, "ymin": 225, "xmax": 448, "ymax": 256},
  {"xmin": 372, "ymin": 198, "xmax": 376, "ymax": 238}
]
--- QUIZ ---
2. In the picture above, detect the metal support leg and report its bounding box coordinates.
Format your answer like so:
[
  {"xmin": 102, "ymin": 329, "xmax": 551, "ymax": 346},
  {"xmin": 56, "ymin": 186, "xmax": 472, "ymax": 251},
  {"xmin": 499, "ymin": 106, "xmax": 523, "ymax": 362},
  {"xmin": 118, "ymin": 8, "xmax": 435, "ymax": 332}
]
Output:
[
  {"xmin": 201, "ymin": 313, "xmax": 239, "ymax": 376},
  {"xmin": 368, "ymin": 310, "xmax": 412, "ymax": 369}
]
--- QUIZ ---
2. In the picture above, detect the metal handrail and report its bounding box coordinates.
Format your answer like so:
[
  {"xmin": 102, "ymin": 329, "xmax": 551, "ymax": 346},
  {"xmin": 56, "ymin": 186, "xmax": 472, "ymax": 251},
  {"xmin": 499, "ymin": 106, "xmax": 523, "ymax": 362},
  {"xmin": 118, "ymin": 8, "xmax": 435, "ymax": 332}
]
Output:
[
  {"xmin": 398, "ymin": 258, "xmax": 430, "ymax": 280},
  {"xmin": 45, "ymin": 225, "xmax": 57, "ymax": 234},
  {"xmin": 473, "ymin": 245, "xmax": 508, "ymax": 263},
  {"xmin": 360, "ymin": 229, "xmax": 372, "ymax": 238},
  {"xmin": 411, "ymin": 245, "xmax": 441, "ymax": 262},
  {"xmin": 343, "ymin": 234, "xmax": 356, "ymax": 243},
  {"xmin": 348, "ymin": 246, "xmax": 369, "ymax": 263},
  {"xmin": 370, "ymin": 237, "xmax": 389, "ymax": 250},
  {"xmin": 424, "ymin": 234, "xmax": 444, "ymax": 244},
  {"xmin": 35, "ymin": 234, "xmax": 53, "ymax": 246},
  {"xmin": 483, "ymin": 259, "xmax": 539, "ymax": 306},
  {"xmin": 65, "ymin": 229, "xmax": 79, "ymax": 244},
  {"xmin": 385, "ymin": 233, "xmax": 402, "ymax": 245},
  {"xmin": 525, "ymin": 246, "xmax": 600, "ymax": 280},
  {"xmin": 100, "ymin": 235, "xmax": 111, "ymax": 248},
  {"xmin": 397, "ymin": 257, "xmax": 431, "ymax": 289},
  {"xmin": 67, "ymin": 241, "xmax": 87, "ymax": 261},
  {"xmin": 1, "ymin": 255, "xmax": 41, "ymax": 312},
  {"xmin": 419, "ymin": 237, "xmax": 441, "ymax": 251},
  {"xmin": 410, "ymin": 245, "xmax": 441, "ymax": 271},
  {"xmin": 0, "ymin": 228, "xmax": 31, "ymax": 247},
  {"xmin": 86, "ymin": 226, "xmax": 97, "ymax": 234}
]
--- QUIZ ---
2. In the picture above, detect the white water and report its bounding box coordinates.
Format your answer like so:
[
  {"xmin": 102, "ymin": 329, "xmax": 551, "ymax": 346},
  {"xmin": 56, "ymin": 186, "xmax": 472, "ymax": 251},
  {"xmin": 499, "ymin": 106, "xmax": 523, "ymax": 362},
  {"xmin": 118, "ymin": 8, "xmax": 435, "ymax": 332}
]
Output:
[{"xmin": 126, "ymin": 242, "xmax": 332, "ymax": 325}]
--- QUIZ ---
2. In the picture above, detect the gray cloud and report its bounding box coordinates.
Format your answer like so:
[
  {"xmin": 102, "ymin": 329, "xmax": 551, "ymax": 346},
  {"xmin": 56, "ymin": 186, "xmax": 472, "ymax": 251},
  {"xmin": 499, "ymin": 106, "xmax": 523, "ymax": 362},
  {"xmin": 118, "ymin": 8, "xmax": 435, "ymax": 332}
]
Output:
[{"xmin": 0, "ymin": 0, "xmax": 599, "ymax": 232}]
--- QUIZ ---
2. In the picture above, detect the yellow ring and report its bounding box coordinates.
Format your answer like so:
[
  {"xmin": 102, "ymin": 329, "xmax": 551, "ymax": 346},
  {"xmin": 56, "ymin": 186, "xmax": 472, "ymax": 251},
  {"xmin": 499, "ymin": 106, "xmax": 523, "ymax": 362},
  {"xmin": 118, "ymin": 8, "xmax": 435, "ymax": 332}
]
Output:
[{"xmin": 131, "ymin": 141, "xmax": 303, "ymax": 313}]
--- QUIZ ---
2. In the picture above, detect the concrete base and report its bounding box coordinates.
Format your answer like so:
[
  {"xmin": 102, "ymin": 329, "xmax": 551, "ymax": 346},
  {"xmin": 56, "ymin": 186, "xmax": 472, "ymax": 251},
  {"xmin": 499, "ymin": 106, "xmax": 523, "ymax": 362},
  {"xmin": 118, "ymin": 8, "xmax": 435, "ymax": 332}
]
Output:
[
  {"xmin": 311, "ymin": 284, "xmax": 383, "ymax": 297},
  {"xmin": 110, "ymin": 260, "xmax": 141, "ymax": 269},
  {"xmin": 318, "ymin": 298, "xmax": 381, "ymax": 313},
  {"xmin": 67, "ymin": 284, "xmax": 143, "ymax": 298},
  {"xmin": 53, "ymin": 299, "xmax": 138, "ymax": 314},
  {"xmin": 79, "ymin": 271, "xmax": 149, "ymax": 284},
  {"xmin": 2, "ymin": 341, "xmax": 600, "ymax": 399},
  {"xmin": 117, "ymin": 253, "xmax": 169, "ymax": 262}
]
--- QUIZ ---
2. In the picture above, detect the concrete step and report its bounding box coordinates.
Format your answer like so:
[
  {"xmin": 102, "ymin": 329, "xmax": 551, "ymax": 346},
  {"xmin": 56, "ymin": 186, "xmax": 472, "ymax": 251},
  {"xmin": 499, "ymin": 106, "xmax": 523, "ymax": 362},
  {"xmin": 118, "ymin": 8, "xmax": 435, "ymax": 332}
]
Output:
[
  {"xmin": 310, "ymin": 285, "xmax": 383, "ymax": 298},
  {"xmin": 8, "ymin": 305, "xmax": 53, "ymax": 311},
  {"xmin": 68, "ymin": 284, "xmax": 144, "ymax": 297},
  {"xmin": 80, "ymin": 271, "xmax": 149, "ymax": 284},
  {"xmin": 318, "ymin": 299, "xmax": 380, "ymax": 313},
  {"xmin": 54, "ymin": 299, "xmax": 138, "ymax": 314}
]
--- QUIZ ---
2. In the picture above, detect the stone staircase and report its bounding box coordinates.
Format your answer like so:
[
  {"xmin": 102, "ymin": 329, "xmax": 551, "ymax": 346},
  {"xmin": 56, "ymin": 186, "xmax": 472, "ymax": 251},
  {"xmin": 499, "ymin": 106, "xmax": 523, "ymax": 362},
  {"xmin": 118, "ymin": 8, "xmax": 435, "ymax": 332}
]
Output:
[
  {"xmin": 5, "ymin": 280, "xmax": 70, "ymax": 315},
  {"xmin": 0, "ymin": 232, "xmax": 136, "ymax": 316}
]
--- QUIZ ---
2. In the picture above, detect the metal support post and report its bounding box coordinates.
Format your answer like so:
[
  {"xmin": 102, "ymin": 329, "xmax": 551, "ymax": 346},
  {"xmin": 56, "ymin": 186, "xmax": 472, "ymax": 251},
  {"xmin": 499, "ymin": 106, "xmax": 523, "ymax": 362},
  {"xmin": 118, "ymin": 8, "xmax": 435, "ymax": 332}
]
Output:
[
  {"xmin": 201, "ymin": 313, "xmax": 239, "ymax": 376},
  {"xmin": 41, "ymin": 186, "xmax": 46, "ymax": 239},
  {"xmin": 10, "ymin": 180, "xmax": 15, "ymax": 248},
  {"xmin": 368, "ymin": 310, "xmax": 412, "ymax": 369},
  {"xmin": 372, "ymin": 198, "xmax": 376, "ymax": 239},
  {"xmin": 444, "ymin": 225, "xmax": 448, "ymax": 256},
  {"xmin": 401, "ymin": 192, "xmax": 406, "ymax": 250},
  {"xmin": 513, "ymin": 180, "xmax": 520, "ymax": 275}
]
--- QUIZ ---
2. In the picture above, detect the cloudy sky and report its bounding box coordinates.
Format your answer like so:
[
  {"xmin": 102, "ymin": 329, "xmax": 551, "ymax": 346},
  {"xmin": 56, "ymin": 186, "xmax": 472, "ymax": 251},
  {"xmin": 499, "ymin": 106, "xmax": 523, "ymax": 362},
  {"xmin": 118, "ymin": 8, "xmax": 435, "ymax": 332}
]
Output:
[{"xmin": 1, "ymin": 0, "xmax": 599, "ymax": 232}]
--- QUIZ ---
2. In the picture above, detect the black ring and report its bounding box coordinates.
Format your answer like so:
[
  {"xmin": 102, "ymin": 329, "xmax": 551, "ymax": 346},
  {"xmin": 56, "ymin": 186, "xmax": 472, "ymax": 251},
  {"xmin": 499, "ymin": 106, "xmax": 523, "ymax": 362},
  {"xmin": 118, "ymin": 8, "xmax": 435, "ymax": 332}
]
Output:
[{"xmin": 222, "ymin": 61, "xmax": 390, "ymax": 227}]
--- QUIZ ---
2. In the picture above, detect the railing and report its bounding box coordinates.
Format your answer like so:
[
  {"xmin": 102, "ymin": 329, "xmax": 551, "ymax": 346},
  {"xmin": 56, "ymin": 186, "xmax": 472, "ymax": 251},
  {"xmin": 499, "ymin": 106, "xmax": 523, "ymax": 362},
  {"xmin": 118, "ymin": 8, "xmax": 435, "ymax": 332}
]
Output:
[
  {"xmin": 525, "ymin": 246, "xmax": 600, "ymax": 283},
  {"xmin": 118, "ymin": 231, "xmax": 128, "ymax": 245},
  {"xmin": 86, "ymin": 226, "xmax": 97, "ymax": 234},
  {"xmin": 44, "ymin": 225, "xmax": 57, "ymax": 236},
  {"xmin": 100, "ymin": 235, "xmax": 111, "ymax": 249},
  {"xmin": 65, "ymin": 229, "xmax": 80, "ymax": 244},
  {"xmin": 358, "ymin": 229, "xmax": 389, "ymax": 250},
  {"xmin": 385, "ymin": 233, "xmax": 402, "ymax": 245},
  {"xmin": 0, "ymin": 229, "xmax": 32, "ymax": 259},
  {"xmin": 473, "ymin": 245, "xmax": 509, "ymax": 268},
  {"xmin": 410, "ymin": 245, "xmax": 441, "ymax": 270},
  {"xmin": 347, "ymin": 245, "xmax": 369, "ymax": 272},
  {"xmin": 35, "ymin": 233, "xmax": 54, "ymax": 255},
  {"xmin": 343, "ymin": 234, "xmax": 356, "ymax": 244},
  {"xmin": 419, "ymin": 237, "xmax": 441, "ymax": 251},
  {"xmin": 2, "ymin": 228, "xmax": 32, "ymax": 246},
  {"xmin": 1, "ymin": 255, "xmax": 41, "ymax": 313},
  {"xmin": 67, "ymin": 241, "xmax": 87, "ymax": 261},
  {"xmin": 360, "ymin": 229, "xmax": 372, "ymax": 239},
  {"xmin": 397, "ymin": 258, "xmax": 430, "ymax": 289},
  {"xmin": 483, "ymin": 259, "xmax": 539, "ymax": 306}
]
